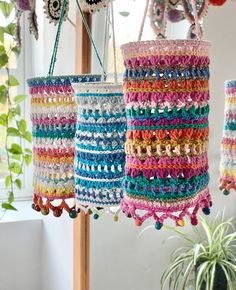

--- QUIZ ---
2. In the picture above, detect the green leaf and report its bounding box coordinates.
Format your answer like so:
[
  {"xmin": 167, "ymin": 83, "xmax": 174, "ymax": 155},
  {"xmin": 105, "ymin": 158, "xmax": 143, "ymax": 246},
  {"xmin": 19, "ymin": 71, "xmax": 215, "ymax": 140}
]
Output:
[
  {"xmin": 2, "ymin": 202, "xmax": 17, "ymax": 211},
  {"xmin": 0, "ymin": 45, "xmax": 8, "ymax": 68},
  {"xmin": 0, "ymin": 85, "xmax": 7, "ymax": 104},
  {"xmin": 14, "ymin": 178, "xmax": 22, "ymax": 189},
  {"xmin": 22, "ymin": 131, "xmax": 32, "ymax": 143},
  {"xmin": 14, "ymin": 94, "xmax": 27, "ymax": 104},
  {"xmin": 11, "ymin": 154, "xmax": 21, "ymax": 161},
  {"xmin": 119, "ymin": 11, "xmax": 130, "ymax": 17},
  {"xmin": 9, "ymin": 162, "xmax": 22, "ymax": 174},
  {"xmin": 17, "ymin": 119, "xmax": 26, "ymax": 133},
  {"xmin": 4, "ymin": 23, "xmax": 16, "ymax": 36},
  {"xmin": 0, "ymin": 1, "xmax": 14, "ymax": 18},
  {"xmin": 25, "ymin": 148, "xmax": 32, "ymax": 154},
  {"xmin": 0, "ymin": 113, "xmax": 7, "ymax": 126},
  {"xmin": 0, "ymin": 26, "xmax": 4, "ymax": 43},
  {"xmin": 7, "ymin": 127, "xmax": 20, "ymax": 136},
  {"xmin": 11, "ymin": 46, "xmax": 21, "ymax": 55},
  {"xmin": 8, "ymin": 143, "xmax": 22, "ymax": 154},
  {"xmin": 8, "ymin": 191, "xmax": 14, "ymax": 203},
  {"xmin": 6, "ymin": 75, "xmax": 19, "ymax": 87},
  {"xmin": 5, "ymin": 175, "xmax": 12, "ymax": 188},
  {"xmin": 14, "ymin": 104, "xmax": 21, "ymax": 115},
  {"xmin": 24, "ymin": 154, "xmax": 32, "ymax": 166}
]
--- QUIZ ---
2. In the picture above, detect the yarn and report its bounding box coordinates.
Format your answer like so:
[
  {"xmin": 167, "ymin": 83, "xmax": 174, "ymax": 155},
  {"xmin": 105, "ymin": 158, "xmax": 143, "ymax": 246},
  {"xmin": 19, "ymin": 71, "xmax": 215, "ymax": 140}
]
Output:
[
  {"xmin": 28, "ymin": 74, "xmax": 101, "ymax": 217},
  {"xmin": 72, "ymin": 83, "xmax": 126, "ymax": 217},
  {"xmin": 219, "ymin": 80, "xmax": 236, "ymax": 194},
  {"xmin": 121, "ymin": 39, "xmax": 212, "ymax": 227}
]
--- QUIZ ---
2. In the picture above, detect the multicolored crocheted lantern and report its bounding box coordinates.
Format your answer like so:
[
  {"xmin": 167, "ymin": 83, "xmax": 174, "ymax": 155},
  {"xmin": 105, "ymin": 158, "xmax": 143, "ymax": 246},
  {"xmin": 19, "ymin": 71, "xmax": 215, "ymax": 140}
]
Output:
[
  {"xmin": 121, "ymin": 39, "xmax": 212, "ymax": 228},
  {"xmin": 219, "ymin": 80, "xmax": 236, "ymax": 195},
  {"xmin": 72, "ymin": 83, "xmax": 126, "ymax": 219},
  {"xmin": 28, "ymin": 75, "xmax": 100, "ymax": 218}
]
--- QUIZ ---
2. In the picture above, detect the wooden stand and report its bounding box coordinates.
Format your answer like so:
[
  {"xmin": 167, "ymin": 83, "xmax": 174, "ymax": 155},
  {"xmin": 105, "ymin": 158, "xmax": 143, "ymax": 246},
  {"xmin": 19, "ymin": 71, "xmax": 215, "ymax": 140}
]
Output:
[{"xmin": 73, "ymin": 11, "xmax": 91, "ymax": 290}]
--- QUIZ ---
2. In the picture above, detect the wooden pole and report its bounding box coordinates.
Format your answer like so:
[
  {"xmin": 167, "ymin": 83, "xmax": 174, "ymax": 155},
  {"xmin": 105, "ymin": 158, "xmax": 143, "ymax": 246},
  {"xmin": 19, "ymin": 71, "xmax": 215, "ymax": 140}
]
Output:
[{"xmin": 73, "ymin": 11, "xmax": 91, "ymax": 290}]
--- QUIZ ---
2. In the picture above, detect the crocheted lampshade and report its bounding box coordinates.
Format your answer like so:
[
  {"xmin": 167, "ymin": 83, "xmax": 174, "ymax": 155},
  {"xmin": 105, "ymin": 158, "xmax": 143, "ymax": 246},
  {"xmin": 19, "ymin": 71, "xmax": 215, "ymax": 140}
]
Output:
[
  {"xmin": 121, "ymin": 39, "xmax": 212, "ymax": 228},
  {"xmin": 219, "ymin": 80, "xmax": 236, "ymax": 195},
  {"xmin": 28, "ymin": 75, "xmax": 101, "ymax": 218},
  {"xmin": 72, "ymin": 83, "xmax": 126, "ymax": 219}
]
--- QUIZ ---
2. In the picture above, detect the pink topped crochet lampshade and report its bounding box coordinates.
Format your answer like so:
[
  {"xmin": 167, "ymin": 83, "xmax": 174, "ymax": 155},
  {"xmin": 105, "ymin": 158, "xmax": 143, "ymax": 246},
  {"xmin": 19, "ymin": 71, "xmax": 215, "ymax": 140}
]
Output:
[{"xmin": 120, "ymin": 0, "xmax": 212, "ymax": 229}]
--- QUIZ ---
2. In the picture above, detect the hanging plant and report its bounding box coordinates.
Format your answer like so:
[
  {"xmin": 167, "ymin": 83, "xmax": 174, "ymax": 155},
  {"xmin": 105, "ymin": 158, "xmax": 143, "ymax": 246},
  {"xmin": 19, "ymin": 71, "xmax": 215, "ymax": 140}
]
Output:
[{"xmin": 0, "ymin": 0, "xmax": 32, "ymax": 211}]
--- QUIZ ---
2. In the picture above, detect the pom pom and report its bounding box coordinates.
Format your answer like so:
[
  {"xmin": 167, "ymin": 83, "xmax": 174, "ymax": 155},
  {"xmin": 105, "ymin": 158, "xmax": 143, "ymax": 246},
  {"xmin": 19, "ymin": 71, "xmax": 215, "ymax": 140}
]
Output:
[
  {"xmin": 191, "ymin": 216, "xmax": 198, "ymax": 226},
  {"xmin": 93, "ymin": 213, "xmax": 99, "ymax": 220},
  {"xmin": 202, "ymin": 207, "xmax": 210, "ymax": 215},
  {"xmin": 69, "ymin": 209, "xmax": 78, "ymax": 219},
  {"xmin": 167, "ymin": 9, "xmax": 183, "ymax": 23},
  {"xmin": 209, "ymin": 0, "xmax": 227, "ymax": 5},
  {"xmin": 135, "ymin": 219, "xmax": 142, "ymax": 227},
  {"xmin": 155, "ymin": 221, "xmax": 163, "ymax": 230},
  {"xmin": 41, "ymin": 207, "xmax": 49, "ymax": 216},
  {"xmin": 177, "ymin": 219, "xmax": 185, "ymax": 227},
  {"xmin": 53, "ymin": 208, "xmax": 62, "ymax": 217},
  {"xmin": 223, "ymin": 189, "xmax": 230, "ymax": 196},
  {"xmin": 113, "ymin": 215, "xmax": 119, "ymax": 222}
]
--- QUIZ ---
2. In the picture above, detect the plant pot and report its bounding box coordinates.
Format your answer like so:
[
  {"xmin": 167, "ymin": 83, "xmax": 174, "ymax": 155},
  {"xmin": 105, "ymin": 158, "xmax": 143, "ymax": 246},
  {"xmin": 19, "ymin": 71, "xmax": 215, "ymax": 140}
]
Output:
[
  {"xmin": 120, "ymin": 39, "xmax": 212, "ymax": 228},
  {"xmin": 196, "ymin": 262, "xmax": 228, "ymax": 290},
  {"xmin": 27, "ymin": 74, "xmax": 101, "ymax": 217}
]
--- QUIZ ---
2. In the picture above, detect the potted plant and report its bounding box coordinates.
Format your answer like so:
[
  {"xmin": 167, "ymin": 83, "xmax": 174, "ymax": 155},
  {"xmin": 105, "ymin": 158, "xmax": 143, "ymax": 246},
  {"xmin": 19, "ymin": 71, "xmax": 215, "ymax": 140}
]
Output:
[{"xmin": 161, "ymin": 215, "xmax": 236, "ymax": 290}]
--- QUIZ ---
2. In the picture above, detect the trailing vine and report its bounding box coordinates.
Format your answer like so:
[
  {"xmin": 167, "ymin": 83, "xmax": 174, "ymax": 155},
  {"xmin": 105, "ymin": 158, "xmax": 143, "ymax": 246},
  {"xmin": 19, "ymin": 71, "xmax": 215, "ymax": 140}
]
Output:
[{"xmin": 0, "ymin": 0, "xmax": 32, "ymax": 211}]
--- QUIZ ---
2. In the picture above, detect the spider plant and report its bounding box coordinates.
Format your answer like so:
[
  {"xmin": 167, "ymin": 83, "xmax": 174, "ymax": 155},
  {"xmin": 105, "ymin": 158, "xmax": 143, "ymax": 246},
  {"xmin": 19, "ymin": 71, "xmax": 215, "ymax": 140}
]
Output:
[{"xmin": 161, "ymin": 214, "xmax": 236, "ymax": 290}]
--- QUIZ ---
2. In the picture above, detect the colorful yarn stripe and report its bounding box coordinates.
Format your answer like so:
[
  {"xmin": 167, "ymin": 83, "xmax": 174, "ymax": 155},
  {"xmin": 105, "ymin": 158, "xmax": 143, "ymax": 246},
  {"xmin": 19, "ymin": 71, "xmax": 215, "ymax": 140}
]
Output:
[
  {"xmin": 72, "ymin": 83, "xmax": 126, "ymax": 218},
  {"xmin": 28, "ymin": 74, "xmax": 101, "ymax": 217},
  {"xmin": 121, "ymin": 39, "xmax": 212, "ymax": 228},
  {"xmin": 219, "ymin": 80, "xmax": 236, "ymax": 195}
]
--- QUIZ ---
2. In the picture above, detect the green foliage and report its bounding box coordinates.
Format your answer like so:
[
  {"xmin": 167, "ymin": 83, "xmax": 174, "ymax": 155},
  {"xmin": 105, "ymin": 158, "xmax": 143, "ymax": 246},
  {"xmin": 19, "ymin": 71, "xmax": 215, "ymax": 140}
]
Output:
[
  {"xmin": 0, "ymin": 1, "xmax": 14, "ymax": 18},
  {"xmin": 0, "ymin": 0, "xmax": 32, "ymax": 211},
  {"xmin": 161, "ymin": 215, "xmax": 236, "ymax": 290}
]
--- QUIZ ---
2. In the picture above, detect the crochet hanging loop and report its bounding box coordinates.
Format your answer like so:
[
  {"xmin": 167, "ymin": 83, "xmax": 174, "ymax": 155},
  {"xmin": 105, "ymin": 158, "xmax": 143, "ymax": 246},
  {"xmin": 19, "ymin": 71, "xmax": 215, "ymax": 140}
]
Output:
[
  {"xmin": 48, "ymin": 0, "xmax": 68, "ymax": 77},
  {"xmin": 48, "ymin": 0, "xmax": 105, "ymax": 77},
  {"xmin": 138, "ymin": 0, "xmax": 202, "ymax": 41},
  {"xmin": 75, "ymin": 0, "xmax": 105, "ymax": 76}
]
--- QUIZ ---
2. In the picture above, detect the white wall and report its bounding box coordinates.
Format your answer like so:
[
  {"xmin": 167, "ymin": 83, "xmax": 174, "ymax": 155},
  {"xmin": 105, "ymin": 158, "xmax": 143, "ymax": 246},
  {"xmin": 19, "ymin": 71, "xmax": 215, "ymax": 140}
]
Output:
[
  {"xmin": 0, "ymin": 201, "xmax": 73, "ymax": 290},
  {"xmin": 90, "ymin": 3, "xmax": 236, "ymax": 290}
]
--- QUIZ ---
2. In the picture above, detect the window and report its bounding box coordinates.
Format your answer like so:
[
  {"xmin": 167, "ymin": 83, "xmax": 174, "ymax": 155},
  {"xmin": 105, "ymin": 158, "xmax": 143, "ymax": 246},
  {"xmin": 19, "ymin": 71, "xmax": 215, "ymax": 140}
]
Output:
[{"xmin": 0, "ymin": 8, "xmax": 32, "ymax": 199}]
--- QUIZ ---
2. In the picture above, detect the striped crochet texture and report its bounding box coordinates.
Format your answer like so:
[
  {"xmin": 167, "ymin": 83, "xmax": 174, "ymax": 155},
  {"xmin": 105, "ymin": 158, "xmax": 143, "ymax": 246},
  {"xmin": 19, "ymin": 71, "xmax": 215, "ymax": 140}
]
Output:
[
  {"xmin": 219, "ymin": 80, "xmax": 236, "ymax": 195},
  {"xmin": 28, "ymin": 75, "xmax": 101, "ymax": 217},
  {"xmin": 121, "ymin": 39, "xmax": 212, "ymax": 228},
  {"xmin": 72, "ymin": 83, "xmax": 126, "ymax": 217}
]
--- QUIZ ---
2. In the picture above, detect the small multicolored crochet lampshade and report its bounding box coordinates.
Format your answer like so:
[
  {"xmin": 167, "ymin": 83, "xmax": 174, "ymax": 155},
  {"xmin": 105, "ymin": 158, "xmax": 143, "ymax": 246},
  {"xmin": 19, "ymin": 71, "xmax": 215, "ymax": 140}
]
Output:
[
  {"xmin": 28, "ymin": 75, "xmax": 100, "ymax": 218},
  {"xmin": 120, "ymin": 38, "xmax": 212, "ymax": 228},
  {"xmin": 219, "ymin": 80, "xmax": 236, "ymax": 195},
  {"xmin": 72, "ymin": 83, "xmax": 126, "ymax": 219}
]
